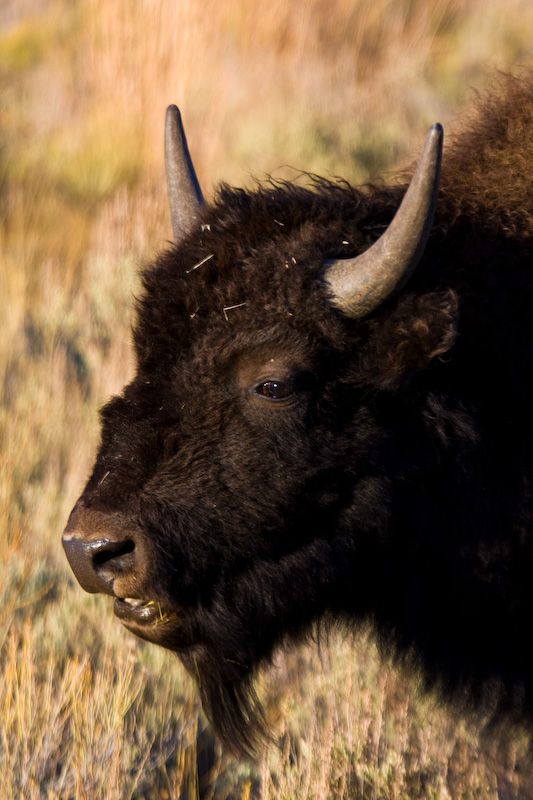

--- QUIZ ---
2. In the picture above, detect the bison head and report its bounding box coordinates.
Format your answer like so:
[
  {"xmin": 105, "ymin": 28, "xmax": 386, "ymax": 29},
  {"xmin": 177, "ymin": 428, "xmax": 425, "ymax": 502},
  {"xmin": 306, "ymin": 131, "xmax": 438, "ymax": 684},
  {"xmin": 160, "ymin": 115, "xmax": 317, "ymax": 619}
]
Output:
[{"xmin": 63, "ymin": 109, "xmax": 460, "ymax": 752}]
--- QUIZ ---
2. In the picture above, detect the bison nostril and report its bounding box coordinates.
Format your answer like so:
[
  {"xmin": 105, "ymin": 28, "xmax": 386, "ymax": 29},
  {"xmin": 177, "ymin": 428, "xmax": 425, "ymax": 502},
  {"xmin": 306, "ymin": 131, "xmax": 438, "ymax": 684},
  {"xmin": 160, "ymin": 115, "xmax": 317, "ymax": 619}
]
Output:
[
  {"xmin": 92, "ymin": 538, "xmax": 135, "ymax": 570},
  {"xmin": 62, "ymin": 535, "xmax": 137, "ymax": 595}
]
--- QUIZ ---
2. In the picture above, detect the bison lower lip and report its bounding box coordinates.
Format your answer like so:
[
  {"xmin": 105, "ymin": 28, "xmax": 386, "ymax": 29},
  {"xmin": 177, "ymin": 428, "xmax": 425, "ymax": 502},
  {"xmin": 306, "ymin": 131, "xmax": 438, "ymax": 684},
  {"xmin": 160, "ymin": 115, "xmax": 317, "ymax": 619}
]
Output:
[{"xmin": 114, "ymin": 597, "xmax": 170, "ymax": 625}]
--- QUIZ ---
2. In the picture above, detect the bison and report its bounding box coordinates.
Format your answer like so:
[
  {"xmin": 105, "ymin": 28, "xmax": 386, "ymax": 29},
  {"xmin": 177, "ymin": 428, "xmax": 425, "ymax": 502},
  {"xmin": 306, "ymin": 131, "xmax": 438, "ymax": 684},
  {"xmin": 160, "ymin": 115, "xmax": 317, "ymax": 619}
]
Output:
[{"xmin": 63, "ymin": 73, "xmax": 533, "ymax": 753}]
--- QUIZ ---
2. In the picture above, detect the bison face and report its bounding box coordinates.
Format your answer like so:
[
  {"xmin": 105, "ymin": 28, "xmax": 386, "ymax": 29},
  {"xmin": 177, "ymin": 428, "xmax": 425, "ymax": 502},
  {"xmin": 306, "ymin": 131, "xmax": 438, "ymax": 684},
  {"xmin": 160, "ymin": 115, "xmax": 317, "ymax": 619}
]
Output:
[
  {"xmin": 64, "ymin": 311, "xmax": 360, "ymax": 640},
  {"xmin": 64, "ymin": 328, "xmax": 342, "ymax": 645}
]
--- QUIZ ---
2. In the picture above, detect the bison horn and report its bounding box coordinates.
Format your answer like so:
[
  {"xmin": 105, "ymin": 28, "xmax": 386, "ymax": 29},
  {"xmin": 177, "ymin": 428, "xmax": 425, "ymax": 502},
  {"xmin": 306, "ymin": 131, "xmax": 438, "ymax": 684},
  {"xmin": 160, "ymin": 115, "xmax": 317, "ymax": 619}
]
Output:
[
  {"xmin": 323, "ymin": 123, "xmax": 443, "ymax": 318},
  {"xmin": 165, "ymin": 105, "xmax": 205, "ymax": 242}
]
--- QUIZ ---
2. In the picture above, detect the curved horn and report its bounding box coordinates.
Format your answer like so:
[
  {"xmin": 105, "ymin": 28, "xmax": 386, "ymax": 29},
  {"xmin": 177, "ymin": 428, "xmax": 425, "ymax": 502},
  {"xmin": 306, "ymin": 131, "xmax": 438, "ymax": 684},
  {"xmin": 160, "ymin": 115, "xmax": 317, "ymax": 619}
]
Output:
[
  {"xmin": 165, "ymin": 105, "xmax": 204, "ymax": 242},
  {"xmin": 324, "ymin": 123, "xmax": 443, "ymax": 318}
]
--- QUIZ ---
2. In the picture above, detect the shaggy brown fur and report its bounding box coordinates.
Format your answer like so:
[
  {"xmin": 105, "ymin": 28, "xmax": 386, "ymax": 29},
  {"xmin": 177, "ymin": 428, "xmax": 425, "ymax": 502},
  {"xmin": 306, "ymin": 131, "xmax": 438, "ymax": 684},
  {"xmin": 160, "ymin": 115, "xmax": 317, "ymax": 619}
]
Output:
[
  {"xmin": 440, "ymin": 71, "xmax": 533, "ymax": 237},
  {"xmin": 64, "ymin": 72, "xmax": 533, "ymax": 754}
]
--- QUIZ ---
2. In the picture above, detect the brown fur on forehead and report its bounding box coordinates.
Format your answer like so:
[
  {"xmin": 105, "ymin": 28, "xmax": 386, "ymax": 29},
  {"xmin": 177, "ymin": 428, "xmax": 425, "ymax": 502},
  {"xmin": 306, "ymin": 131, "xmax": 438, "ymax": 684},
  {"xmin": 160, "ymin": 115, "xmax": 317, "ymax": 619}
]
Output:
[{"xmin": 135, "ymin": 179, "xmax": 383, "ymax": 364}]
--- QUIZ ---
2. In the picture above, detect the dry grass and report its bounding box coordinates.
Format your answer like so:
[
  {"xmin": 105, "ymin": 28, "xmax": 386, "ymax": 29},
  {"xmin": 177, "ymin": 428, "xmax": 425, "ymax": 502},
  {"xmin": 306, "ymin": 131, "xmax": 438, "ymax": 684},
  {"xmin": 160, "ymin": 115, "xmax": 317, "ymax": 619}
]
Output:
[{"xmin": 2, "ymin": 0, "xmax": 533, "ymax": 796}]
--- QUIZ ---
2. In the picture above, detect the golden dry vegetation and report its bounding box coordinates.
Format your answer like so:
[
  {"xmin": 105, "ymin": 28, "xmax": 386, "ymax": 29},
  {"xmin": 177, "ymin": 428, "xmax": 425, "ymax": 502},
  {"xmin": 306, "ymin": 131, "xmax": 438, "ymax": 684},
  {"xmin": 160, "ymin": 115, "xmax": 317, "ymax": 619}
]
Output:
[{"xmin": 1, "ymin": 0, "xmax": 533, "ymax": 797}]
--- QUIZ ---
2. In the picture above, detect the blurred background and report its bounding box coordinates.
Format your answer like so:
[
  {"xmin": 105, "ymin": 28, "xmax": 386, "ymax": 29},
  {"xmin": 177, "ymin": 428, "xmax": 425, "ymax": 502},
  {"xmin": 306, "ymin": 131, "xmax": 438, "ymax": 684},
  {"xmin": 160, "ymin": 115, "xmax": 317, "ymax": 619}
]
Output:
[{"xmin": 1, "ymin": 1, "xmax": 533, "ymax": 797}]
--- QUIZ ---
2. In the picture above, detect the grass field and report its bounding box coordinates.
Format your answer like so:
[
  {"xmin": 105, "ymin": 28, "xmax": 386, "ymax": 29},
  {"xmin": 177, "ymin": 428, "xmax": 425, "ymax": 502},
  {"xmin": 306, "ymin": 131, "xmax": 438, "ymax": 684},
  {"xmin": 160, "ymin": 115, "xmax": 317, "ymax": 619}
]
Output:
[{"xmin": 2, "ymin": 0, "xmax": 533, "ymax": 796}]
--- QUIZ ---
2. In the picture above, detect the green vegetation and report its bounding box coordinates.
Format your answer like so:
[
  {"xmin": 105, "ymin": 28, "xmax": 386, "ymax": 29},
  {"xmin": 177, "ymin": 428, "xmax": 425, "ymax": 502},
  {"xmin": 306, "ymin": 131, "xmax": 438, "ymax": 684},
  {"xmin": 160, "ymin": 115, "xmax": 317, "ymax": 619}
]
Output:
[{"xmin": 1, "ymin": 0, "xmax": 533, "ymax": 796}]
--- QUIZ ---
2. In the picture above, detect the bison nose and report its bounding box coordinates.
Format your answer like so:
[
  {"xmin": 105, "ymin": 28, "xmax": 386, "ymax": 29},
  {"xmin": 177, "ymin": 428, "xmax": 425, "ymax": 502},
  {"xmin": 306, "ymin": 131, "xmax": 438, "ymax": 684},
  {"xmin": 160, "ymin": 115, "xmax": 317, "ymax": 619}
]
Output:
[
  {"xmin": 62, "ymin": 506, "xmax": 137, "ymax": 595},
  {"xmin": 63, "ymin": 535, "xmax": 136, "ymax": 594}
]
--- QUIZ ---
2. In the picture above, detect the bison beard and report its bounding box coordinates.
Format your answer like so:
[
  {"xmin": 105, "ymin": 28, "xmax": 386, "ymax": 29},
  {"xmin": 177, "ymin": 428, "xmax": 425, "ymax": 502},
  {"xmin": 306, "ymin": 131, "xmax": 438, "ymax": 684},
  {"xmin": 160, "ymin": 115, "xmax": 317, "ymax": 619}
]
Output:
[{"xmin": 63, "ymin": 73, "xmax": 533, "ymax": 754}]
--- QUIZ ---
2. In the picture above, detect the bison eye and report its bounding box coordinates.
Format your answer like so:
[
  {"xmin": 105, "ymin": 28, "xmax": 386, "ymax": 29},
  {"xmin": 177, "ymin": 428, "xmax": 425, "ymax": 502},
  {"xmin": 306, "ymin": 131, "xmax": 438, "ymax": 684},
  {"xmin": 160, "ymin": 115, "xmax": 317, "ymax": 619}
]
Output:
[{"xmin": 255, "ymin": 379, "xmax": 295, "ymax": 401}]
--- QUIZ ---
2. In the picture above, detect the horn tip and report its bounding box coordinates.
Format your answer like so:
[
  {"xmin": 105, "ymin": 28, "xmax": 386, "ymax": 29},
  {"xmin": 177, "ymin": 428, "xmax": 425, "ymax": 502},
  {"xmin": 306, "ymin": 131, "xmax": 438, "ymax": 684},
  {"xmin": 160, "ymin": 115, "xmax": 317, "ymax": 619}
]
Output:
[
  {"xmin": 166, "ymin": 104, "xmax": 182, "ymax": 125},
  {"xmin": 428, "ymin": 122, "xmax": 444, "ymax": 143}
]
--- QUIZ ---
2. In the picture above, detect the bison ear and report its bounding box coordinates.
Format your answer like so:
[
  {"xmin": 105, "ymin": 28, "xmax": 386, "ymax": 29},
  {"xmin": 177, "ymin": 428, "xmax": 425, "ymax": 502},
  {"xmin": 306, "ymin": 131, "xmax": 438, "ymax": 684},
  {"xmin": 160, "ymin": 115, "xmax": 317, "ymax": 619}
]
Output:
[
  {"xmin": 358, "ymin": 289, "xmax": 459, "ymax": 390},
  {"xmin": 165, "ymin": 105, "xmax": 204, "ymax": 242}
]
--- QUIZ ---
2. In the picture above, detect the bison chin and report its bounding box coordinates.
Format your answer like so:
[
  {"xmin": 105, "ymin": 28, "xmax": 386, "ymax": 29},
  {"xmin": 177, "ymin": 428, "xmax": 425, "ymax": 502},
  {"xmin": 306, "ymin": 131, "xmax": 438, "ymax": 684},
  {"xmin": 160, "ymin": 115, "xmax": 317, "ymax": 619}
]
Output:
[{"xmin": 115, "ymin": 595, "xmax": 274, "ymax": 754}]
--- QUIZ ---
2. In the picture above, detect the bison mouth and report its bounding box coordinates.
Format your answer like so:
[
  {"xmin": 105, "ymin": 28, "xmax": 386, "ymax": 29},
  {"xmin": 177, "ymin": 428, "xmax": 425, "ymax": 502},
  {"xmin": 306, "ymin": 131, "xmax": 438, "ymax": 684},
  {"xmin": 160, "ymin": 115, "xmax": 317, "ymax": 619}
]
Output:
[
  {"xmin": 114, "ymin": 596, "xmax": 172, "ymax": 624},
  {"xmin": 113, "ymin": 597, "xmax": 191, "ymax": 649}
]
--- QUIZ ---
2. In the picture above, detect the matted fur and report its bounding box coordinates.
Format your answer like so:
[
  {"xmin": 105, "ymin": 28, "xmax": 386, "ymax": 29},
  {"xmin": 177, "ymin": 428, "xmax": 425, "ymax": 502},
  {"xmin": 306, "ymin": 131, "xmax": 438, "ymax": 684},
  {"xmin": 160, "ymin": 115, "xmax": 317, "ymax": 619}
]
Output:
[{"xmin": 65, "ymin": 73, "xmax": 533, "ymax": 754}]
